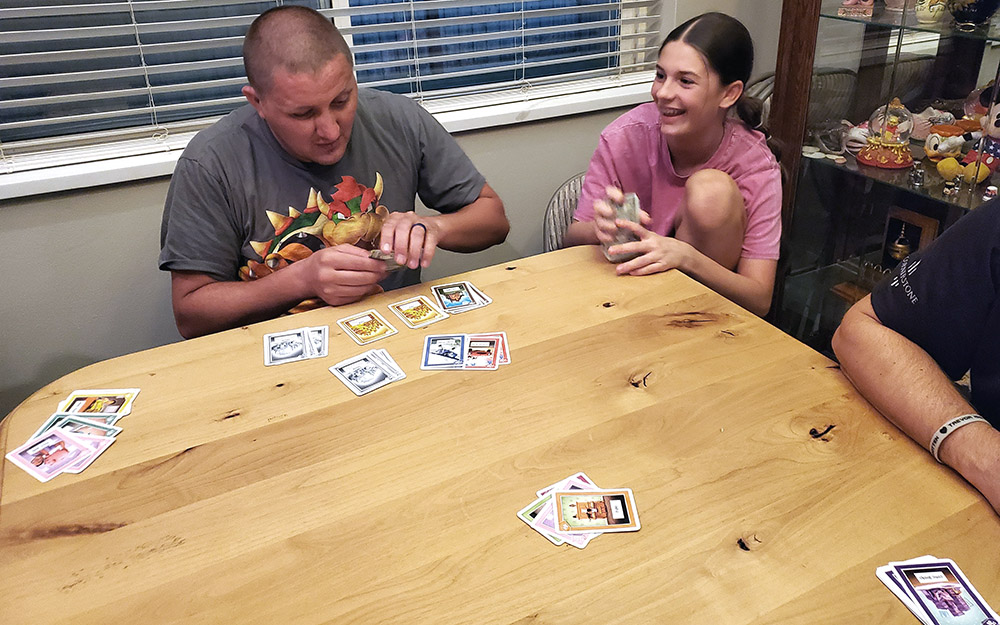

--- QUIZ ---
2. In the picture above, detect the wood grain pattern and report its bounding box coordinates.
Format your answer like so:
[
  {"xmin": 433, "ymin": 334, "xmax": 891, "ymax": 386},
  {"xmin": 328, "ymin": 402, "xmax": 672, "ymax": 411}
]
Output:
[{"xmin": 2, "ymin": 246, "xmax": 997, "ymax": 624}]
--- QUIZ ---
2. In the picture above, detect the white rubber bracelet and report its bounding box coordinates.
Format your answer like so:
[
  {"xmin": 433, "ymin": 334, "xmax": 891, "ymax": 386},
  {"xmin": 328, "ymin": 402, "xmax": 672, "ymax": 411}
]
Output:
[{"xmin": 929, "ymin": 414, "xmax": 989, "ymax": 463}]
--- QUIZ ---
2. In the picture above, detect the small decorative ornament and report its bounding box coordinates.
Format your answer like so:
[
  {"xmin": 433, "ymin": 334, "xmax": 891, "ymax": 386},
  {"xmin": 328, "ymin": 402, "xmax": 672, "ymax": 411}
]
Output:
[
  {"xmin": 916, "ymin": 0, "xmax": 948, "ymax": 22},
  {"xmin": 983, "ymin": 184, "xmax": 998, "ymax": 200},
  {"xmin": 910, "ymin": 167, "xmax": 925, "ymax": 188},
  {"xmin": 857, "ymin": 98, "xmax": 915, "ymax": 169},
  {"xmin": 948, "ymin": 0, "xmax": 1000, "ymax": 30},
  {"xmin": 944, "ymin": 180, "xmax": 960, "ymax": 196}
]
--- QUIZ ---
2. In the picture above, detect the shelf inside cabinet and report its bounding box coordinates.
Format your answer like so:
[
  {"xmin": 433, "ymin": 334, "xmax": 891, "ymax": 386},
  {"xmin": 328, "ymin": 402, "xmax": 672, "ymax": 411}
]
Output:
[{"xmin": 820, "ymin": 0, "xmax": 1000, "ymax": 43}]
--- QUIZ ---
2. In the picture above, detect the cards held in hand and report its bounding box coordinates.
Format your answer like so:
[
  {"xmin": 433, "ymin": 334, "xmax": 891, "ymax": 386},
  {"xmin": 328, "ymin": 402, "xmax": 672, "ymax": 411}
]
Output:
[
  {"xmin": 517, "ymin": 472, "xmax": 640, "ymax": 549},
  {"xmin": 877, "ymin": 555, "xmax": 999, "ymax": 625},
  {"xmin": 602, "ymin": 192, "xmax": 642, "ymax": 263},
  {"xmin": 330, "ymin": 349, "xmax": 405, "ymax": 395}
]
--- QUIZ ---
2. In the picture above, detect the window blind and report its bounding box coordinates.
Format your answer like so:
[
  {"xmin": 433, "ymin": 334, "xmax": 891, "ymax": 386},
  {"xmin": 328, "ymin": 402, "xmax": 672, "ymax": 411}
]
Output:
[{"xmin": 0, "ymin": 0, "xmax": 661, "ymax": 174}]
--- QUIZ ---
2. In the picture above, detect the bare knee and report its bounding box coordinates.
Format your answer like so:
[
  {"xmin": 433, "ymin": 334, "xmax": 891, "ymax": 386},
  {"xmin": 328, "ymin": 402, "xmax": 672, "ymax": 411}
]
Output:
[{"xmin": 680, "ymin": 169, "xmax": 745, "ymax": 232}]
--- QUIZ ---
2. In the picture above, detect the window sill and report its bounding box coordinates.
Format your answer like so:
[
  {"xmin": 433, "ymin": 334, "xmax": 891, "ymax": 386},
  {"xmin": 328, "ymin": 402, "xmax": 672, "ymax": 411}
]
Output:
[{"xmin": 0, "ymin": 76, "xmax": 651, "ymax": 202}]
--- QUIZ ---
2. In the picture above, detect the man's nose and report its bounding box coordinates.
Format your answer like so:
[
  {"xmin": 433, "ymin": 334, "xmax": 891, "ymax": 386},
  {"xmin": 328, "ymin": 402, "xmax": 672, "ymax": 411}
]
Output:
[{"xmin": 315, "ymin": 110, "xmax": 340, "ymax": 140}]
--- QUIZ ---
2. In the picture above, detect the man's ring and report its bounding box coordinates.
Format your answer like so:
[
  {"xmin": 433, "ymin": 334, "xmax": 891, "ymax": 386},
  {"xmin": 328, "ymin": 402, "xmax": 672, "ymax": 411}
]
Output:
[{"xmin": 411, "ymin": 222, "xmax": 427, "ymax": 233}]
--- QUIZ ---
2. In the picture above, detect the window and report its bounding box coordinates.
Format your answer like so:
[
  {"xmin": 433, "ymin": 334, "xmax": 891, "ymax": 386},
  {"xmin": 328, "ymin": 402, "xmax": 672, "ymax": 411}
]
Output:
[{"xmin": 0, "ymin": 0, "xmax": 661, "ymax": 176}]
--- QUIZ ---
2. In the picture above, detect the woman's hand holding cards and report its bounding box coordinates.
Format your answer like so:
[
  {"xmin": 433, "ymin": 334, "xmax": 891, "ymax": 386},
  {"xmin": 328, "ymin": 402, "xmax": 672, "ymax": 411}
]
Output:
[{"xmin": 608, "ymin": 223, "xmax": 696, "ymax": 277}]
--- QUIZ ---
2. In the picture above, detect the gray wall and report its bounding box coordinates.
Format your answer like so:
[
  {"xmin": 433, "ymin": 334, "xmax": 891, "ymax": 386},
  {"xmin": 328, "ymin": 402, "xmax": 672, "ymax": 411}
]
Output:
[{"xmin": 0, "ymin": 0, "xmax": 783, "ymax": 418}]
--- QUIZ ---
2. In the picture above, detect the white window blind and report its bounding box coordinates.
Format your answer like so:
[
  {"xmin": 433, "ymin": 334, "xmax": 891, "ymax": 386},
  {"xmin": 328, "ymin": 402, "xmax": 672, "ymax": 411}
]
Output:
[{"xmin": 0, "ymin": 0, "xmax": 661, "ymax": 175}]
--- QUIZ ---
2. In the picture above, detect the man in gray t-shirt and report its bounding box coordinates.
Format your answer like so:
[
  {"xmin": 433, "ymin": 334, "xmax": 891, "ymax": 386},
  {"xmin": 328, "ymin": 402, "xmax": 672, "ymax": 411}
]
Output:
[{"xmin": 159, "ymin": 5, "xmax": 509, "ymax": 338}]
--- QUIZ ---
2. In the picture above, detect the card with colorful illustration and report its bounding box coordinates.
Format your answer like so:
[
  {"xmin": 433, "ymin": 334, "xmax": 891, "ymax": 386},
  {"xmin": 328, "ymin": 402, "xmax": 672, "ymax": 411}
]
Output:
[
  {"xmin": 894, "ymin": 558, "xmax": 999, "ymax": 625},
  {"xmin": 57, "ymin": 388, "xmax": 139, "ymax": 421},
  {"xmin": 536, "ymin": 471, "xmax": 597, "ymax": 499},
  {"xmin": 337, "ymin": 309, "xmax": 398, "ymax": 345},
  {"xmin": 421, "ymin": 334, "xmax": 467, "ymax": 370},
  {"xmin": 530, "ymin": 496, "xmax": 594, "ymax": 549},
  {"xmin": 468, "ymin": 332, "xmax": 510, "ymax": 366},
  {"xmin": 388, "ymin": 295, "xmax": 449, "ymax": 329},
  {"xmin": 31, "ymin": 414, "xmax": 122, "ymax": 441},
  {"xmin": 463, "ymin": 337, "xmax": 499, "ymax": 370},
  {"xmin": 263, "ymin": 328, "xmax": 310, "ymax": 366},
  {"xmin": 431, "ymin": 281, "xmax": 489, "ymax": 314},
  {"xmin": 5, "ymin": 429, "xmax": 93, "ymax": 482},
  {"xmin": 552, "ymin": 488, "xmax": 640, "ymax": 534},
  {"xmin": 516, "ymin": 496, "xmax": 565, "ymax": 546},
  {"xmin": 62, "ymin": 433, "xmax": 116, "ymax": 474}
]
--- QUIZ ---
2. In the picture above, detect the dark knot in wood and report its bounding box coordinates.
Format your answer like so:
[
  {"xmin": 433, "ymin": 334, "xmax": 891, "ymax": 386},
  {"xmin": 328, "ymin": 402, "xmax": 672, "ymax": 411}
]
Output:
[
  {"xmin": 809, "ymin": 425, "xmax": 835, "ymax": 439},
  {"xmin": 629, "ymin": 372, "xmax": 652, "ymax": 388},
  {"xmin": 667, "ymin": 312, "xmax": 720, "ymax": 328}
]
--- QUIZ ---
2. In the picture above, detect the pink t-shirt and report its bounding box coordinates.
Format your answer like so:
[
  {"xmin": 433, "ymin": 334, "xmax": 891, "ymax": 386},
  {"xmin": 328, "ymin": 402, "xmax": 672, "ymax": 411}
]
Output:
[{"xmin": 574, "ymin": 102, "xmax": 782, "ymax": 260}]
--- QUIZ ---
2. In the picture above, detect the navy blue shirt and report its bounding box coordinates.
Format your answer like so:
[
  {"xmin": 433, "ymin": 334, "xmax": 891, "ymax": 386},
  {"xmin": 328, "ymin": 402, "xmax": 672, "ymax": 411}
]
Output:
[{"xmin": 871, "ymin": 199, "xmax": 1000, "ymax": 427}]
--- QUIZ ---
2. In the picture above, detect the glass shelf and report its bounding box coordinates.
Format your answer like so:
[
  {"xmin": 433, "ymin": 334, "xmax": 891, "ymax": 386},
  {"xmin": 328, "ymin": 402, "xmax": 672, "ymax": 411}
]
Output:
[{"xmin": 820, "ymin": 0, "xmax": 1000, "ymax": 42}]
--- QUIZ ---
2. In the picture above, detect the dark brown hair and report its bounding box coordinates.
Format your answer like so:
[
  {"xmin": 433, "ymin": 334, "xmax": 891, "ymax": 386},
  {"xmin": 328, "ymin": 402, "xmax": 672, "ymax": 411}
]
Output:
[{"xmin": 243, "ymin": 5, "xmax": 353, "ymax": 94}]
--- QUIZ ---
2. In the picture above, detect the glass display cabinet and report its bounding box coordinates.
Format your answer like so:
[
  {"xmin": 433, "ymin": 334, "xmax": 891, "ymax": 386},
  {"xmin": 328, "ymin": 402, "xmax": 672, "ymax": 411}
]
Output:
[{"xmin": 773, "ymin": 0, "xmax": 1000, "ymax": 356}]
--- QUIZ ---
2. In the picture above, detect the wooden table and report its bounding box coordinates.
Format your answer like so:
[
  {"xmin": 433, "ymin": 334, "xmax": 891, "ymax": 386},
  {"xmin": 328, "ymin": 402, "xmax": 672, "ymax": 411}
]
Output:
[{"xmin": 2, "ymin": 246, "xmax": 997, "ymax": 624}]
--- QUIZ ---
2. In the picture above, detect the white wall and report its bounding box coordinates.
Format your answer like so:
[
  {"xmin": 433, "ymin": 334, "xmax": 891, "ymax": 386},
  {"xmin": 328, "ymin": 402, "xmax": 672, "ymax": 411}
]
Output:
[{"xmin": 0, "ymin": 0, "xmax": 783, "ymax": 418}]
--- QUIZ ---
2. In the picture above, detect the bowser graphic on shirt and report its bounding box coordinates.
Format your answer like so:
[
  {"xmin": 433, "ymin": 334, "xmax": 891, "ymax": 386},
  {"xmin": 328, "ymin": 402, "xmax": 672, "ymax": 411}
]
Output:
[{"xmin": 239, "ymin": 173, "xmax": 389, "ymax": 313}]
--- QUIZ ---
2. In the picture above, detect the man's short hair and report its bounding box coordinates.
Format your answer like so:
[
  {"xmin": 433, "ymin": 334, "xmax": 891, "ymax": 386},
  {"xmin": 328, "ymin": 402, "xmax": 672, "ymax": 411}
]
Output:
[{"xmin": 243, "ymin": 5, "xmax": 353, "ymax": 95}]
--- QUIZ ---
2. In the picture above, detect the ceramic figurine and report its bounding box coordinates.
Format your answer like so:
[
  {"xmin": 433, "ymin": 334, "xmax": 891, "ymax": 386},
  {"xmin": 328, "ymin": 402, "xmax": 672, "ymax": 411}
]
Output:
[
  {"xmin": 916, "ymin": 0, "xmax": 948, "ymax": 22},
  {"xmin": 911, "ymin": 106, "xmax": 956, "ymax": 140},
  {"xmin": 960, "ymin": 93, "xmax": 1000, "ymax": 183},
  {"xmin": 923, "ymin": 119, "xmax": 982, "ymax": 161},
  {"xmin": 839, "ymin": 0, "xmax": 874, "ymax": 15},
  {"xmin": 857, "ymin": 98, "xmax": 915, "ymax": 169}
]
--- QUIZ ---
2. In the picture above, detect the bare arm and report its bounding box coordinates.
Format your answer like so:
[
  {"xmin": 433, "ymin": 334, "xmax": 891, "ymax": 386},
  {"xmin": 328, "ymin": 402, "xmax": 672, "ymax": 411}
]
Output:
[
  {"xmin": 378, "ymin": 183, "xmax": 509, "ymax": 269},
  {"xmin": 171, "ymin": 245, "xmax": 386, "ymax": 338},
  {"xmin": 833, "ymin": 295, "xmax": 1000, "ymax": 514},
  {"xmin": 563, "ymin": 220, "xmax": 600, "ymax": 247}
]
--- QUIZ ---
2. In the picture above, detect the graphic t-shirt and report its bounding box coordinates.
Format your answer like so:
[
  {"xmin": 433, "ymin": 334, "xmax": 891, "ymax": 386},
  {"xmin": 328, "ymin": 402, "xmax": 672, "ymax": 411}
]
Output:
[
  {"xmin": 159, "ymin": 87, "xmax": 486, "ymax": 293},
  {"xmin": 871, "ymin": 199, "xmax": 1000, "ymax": 427}
]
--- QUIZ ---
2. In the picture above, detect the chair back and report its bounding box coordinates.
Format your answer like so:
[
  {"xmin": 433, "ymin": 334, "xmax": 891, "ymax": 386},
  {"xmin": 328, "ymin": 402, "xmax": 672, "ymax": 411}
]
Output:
[{"xmin": 543, "ymin": 172, "xmax": 585, "ymax": 252}]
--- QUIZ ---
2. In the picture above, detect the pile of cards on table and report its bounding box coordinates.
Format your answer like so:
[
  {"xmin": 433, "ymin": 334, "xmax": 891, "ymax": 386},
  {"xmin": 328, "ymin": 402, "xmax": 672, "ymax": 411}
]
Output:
[
  {"xmin": 264, "ymin": 325, "xmax": 328, "ymax": 365},
  {"xmin": 517, "ymin": 472, "xmax": 640, "ymax": 549},
  {"xmin": 5, "ymin": 388, "xmax": 139, "ymax": 482},
  {"xmin": 877, "ymin": 555, "xmax": 999, "ymax": 625},
  {"xmin": 330, "ymin": 349, "xmax": 405, "ymax": 395},
  {"xmin": 430, "ymin": 281, "xmax": 491, "ymax": 314},
  {"xmin": 421, "ymin": 332, "xmax": 510, "ymax": 371}
]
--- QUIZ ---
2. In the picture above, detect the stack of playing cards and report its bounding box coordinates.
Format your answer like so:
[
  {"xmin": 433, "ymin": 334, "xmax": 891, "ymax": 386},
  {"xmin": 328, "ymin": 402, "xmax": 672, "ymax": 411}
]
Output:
[
  {"xmin": 603, "ymin": 192, "xmax": 641, "ymax": 263},
  {"xmin": 337, "ymin": 309, "xmax": 398, "ymax": 345},
  {"xmin": 421, "ymin": 332, "xmax": 510, "ymax": 371},
  {"xmin": 4, "ymin": 388, "xmax": 139, "ymax": 482},
  {"xmin": 431, "ymin": 281, "xmax": 491, "ymax": 314},
  {"xmin": 877, "ymin": 556, "xmax": 999, "ymax": 625},
  {"xmin": 387, "ymin": 295, "xmax": 449, "ymax": 329},
  {"xmin": 329, "ymin": 349, "xmax": 405, "ymax": 395},
  {"xmin": 263, "ymin": 325, "xmax": 328, "ymax": 366},
  {"xmin": 517, "ymin": 472, "xmax": 640, "ymax": 549}
]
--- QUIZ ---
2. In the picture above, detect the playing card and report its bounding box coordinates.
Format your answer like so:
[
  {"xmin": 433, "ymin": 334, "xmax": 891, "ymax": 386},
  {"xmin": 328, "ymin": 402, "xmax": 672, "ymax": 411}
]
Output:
[
  {"xmin": 337, "ymin": 309, "xmax": 398, "ymax": 345},
  {"xmin": 463, "ymin": 337, "xmax": 500, "ymax": 370},
  {"xmin": 263, "ymin": 328, "xmax": 310, "ymax": 366},
  {"xmin": 5, "ymin": 429, "xmax": 93, "ymax": 482},
  {"xmin": 307, "ymin": 326, "xmax": 329, "ymax": 359},
  {"xmin": 369, "ymin": 248, "xmax": 403, "ymax": 272},
  {"xmin": 603, "ymin": 192, "xmax": 642, "ymax": 263},
  {"xmin": 62, "ymin": 432, "xmax": 115, "ymax": 474},
  {"xmin": 31, "ymin": 414, "xmax": 122, "ymax": 441},
  {"xmin": 894, "ymin": 558, "xmax": 999, "ymax": 625},
  {"xmin": 330, "ymin": 351, "xmax": 401, "ymax": 395},
  {"xmin": 530, "ymin": 496, "xmax": 594, "ymax": 549},
  {"xmin": 57, "ymin": 388, "xmax": 139, "ymax": 422},
  {"xmin": 368, "ymin": 349, "xmax": 405, "ymax": 381},
  {"xmin": 467, "ymin": 332, "xmax": 510, "ymax": 366},
  {"xmin": 431, "ymin": 281, "xmax": 489, "ymax": 314},
  {"xmin": 517, "ymin": 495, "xmax": 565, "ymax": 546},
  {"xmin": 421, "ymin": 334, "xmax": 467, "ymax": 370},
  {"xmin": 388, "ymin": 295, "xmax": 449, "ymax": 329},
  {"xmin": 552, "ymin": 488, "xmax": 640, "ymax": 534},
  {"xmin": 536, "ymin": 471, "xmax": 597, "ymax": 499}
]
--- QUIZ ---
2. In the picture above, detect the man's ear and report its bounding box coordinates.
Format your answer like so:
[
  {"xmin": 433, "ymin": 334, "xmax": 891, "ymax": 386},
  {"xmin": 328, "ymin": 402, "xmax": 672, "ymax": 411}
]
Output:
[
  {"xmin": 243, "ymin": 85, "xmax": 265, "ymax": 118},
  {"xmin": 720, "ymin": 80, "xmax": 744, "ymax": 109}
]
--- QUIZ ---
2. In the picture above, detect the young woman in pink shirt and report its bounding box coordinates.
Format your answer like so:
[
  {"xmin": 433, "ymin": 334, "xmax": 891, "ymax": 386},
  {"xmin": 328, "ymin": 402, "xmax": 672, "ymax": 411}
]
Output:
[{"xmin": 564, "ymin": 12, "xmax": 782, "ymax": 316}]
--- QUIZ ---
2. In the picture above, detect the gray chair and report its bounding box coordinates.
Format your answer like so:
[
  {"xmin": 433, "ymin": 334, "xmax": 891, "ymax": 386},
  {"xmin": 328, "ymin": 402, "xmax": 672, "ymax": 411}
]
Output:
[{"xmin": 543, "ymin": 172, "xmax": 585, "ymax": 252}]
